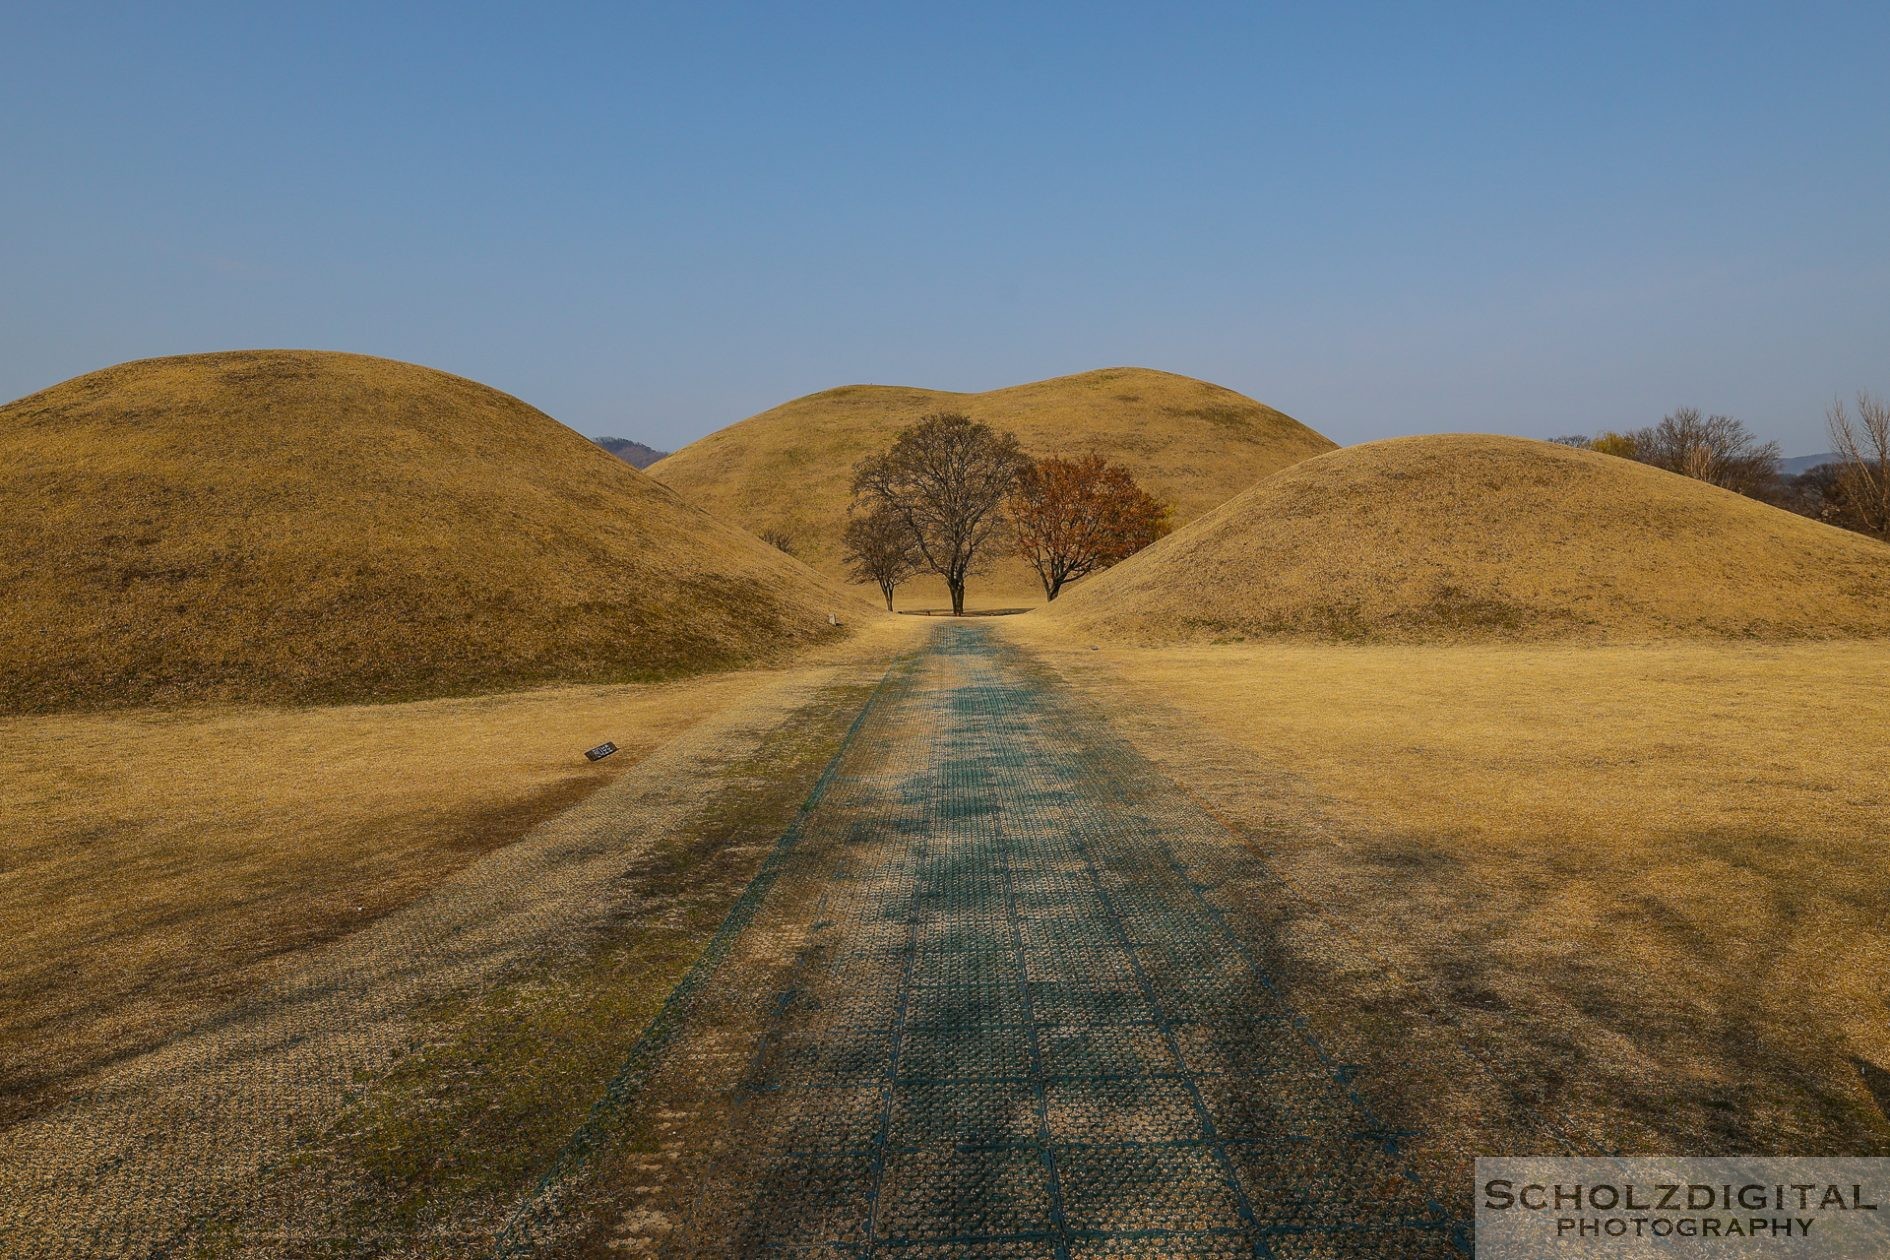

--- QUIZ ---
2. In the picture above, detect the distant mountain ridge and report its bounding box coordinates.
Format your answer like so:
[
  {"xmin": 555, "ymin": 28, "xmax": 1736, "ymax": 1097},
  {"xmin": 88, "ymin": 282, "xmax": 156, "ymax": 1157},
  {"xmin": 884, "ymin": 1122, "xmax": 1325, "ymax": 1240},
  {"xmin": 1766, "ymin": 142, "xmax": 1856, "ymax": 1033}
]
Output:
[
  {"xmin": 594, "ymin": 436, "xmax": 669, "ymax": 468},
  {"xmin": 1778, "ymin": 451, "xmax": 1841, "ymax": 475}
]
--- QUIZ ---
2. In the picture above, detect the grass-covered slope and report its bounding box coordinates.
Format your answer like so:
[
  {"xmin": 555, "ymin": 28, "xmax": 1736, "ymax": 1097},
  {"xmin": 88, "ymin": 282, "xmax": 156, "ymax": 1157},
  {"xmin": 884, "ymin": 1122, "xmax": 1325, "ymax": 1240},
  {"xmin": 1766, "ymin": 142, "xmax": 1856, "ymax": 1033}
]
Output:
[
  {"xmin": 647, "ymin": 367, "xmax": 1335, "ymax": 598},
  {"xmin": 0, "ymin": 351, "xmax": 856, "ymax": 712},
  {"xmin": 1047, "ymin": 433, "xmax": 1890, "ymax": 642}
]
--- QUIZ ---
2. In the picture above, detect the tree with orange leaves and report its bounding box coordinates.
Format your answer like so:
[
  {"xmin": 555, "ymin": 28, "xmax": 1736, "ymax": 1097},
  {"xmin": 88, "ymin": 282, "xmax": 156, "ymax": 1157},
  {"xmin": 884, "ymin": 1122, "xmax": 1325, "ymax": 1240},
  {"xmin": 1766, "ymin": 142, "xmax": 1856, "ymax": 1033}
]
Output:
[{"xmin": 1008, "ymin": 453, "xmax": 1169, "ymax": 600}]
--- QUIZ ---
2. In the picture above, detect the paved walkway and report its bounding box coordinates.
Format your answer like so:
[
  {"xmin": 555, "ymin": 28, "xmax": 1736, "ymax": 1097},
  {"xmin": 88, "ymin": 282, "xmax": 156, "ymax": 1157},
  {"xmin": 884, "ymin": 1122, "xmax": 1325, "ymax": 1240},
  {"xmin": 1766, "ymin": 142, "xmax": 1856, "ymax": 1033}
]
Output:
[
  {"xmin": 519, "ymin": 624, "xmax": 1467, "ymax": 1258},
  {"xmin": 4, "ymin": 623, "xmax": 1469, "ymax": 1256}
]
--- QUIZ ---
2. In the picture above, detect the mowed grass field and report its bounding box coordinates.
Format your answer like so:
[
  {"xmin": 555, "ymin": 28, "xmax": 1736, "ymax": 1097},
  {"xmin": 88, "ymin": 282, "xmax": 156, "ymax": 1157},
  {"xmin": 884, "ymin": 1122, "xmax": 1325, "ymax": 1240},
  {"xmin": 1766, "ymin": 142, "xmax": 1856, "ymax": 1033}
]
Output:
[
  {"xmin": 0, "ymin": 619, "xmax": 919, "ymax": 1131},
  {"xmin": 1007, "ymin": 616, "xmax": 1890, "ymax": 1154}
]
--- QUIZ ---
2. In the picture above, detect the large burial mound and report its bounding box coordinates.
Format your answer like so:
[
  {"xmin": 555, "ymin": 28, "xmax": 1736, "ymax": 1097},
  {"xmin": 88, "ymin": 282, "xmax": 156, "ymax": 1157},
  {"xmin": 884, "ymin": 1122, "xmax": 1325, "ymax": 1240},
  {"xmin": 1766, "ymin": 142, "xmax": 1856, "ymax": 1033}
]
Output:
[
  {"xmin": 1048, "ymin": 433, "xmax": 1890, "ymax": 643},
  {"xmin": 0, "ymin": 351, "xmax": 855, "ymax": 712},
  {"xmin": 648, "ymin": 367, "xmax": 1334, "ymax": 603}
]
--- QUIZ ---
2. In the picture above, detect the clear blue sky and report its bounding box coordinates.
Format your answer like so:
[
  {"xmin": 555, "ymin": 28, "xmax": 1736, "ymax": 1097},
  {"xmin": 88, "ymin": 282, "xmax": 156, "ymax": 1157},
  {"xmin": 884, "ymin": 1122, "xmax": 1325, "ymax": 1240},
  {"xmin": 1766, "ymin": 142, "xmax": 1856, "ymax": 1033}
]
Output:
[{"xmin": 4, "ymin": 2, "xmax": 1885, "ymax": 453}]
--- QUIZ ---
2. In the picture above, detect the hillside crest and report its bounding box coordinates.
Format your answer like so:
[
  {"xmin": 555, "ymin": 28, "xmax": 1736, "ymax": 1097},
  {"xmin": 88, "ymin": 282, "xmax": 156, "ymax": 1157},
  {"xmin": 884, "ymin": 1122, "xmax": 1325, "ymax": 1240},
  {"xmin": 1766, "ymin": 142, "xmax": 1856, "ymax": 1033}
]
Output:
[
  {"xmin": 1048, "ymin": 432, "xmax": 1890, "ymax": 642},
  {"xmin": 0, "ymin": 350, "xmax": 855, "ymax": 711},
  {"xmin": 649, "ymin": 366, "xmax": 1335, "ymax": 605}
]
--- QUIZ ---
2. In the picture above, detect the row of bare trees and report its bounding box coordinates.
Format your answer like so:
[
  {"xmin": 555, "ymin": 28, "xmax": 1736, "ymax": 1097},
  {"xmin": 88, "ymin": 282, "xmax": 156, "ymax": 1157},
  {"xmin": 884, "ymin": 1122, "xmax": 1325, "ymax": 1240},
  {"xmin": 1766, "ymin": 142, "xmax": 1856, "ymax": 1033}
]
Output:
[
  {"xmin": 842, "ymin": 412, "xmax": 1168, "ymax": 613},
  {"xmin": 1554, "ymin": 393, "xmax": 1890, "ymax": 539},
  {"xmin": 1554, "ymin": 409, "xmax": 1781, "ymax": 496}
]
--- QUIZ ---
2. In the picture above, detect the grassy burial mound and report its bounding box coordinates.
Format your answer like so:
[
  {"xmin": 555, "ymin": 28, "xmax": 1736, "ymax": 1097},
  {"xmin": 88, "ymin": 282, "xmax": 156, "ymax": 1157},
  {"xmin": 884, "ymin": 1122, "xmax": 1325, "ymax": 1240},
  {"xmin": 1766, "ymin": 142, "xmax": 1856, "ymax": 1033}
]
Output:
[
  {"xmin": 1048, "ymin": 433, "xmax": 1890, "ymax": 642},
  {"xmin": 647, "ymin": 367, "xmax": 1335, "ymax": 602},
  {"xmin": 0, "ymin": 351, "xmax": 855, "ymax": 712}
]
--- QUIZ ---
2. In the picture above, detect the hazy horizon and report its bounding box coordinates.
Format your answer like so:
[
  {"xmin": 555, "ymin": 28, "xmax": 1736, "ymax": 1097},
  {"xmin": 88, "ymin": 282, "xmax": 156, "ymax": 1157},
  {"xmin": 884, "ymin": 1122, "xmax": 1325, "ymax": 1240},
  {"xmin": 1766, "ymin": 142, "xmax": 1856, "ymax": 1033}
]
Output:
[
  {"xmin": 5, "ymin": 3, "xmax": 1886, "ymax": 455},
  {"xmin": 571, "ymin": 365, "xmax": 1852, "ymax": 459}
]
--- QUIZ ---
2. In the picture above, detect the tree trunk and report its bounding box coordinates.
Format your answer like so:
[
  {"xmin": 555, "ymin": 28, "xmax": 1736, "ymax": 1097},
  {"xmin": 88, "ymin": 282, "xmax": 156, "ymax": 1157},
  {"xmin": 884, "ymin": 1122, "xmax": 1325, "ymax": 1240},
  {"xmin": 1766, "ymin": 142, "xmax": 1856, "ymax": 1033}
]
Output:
[
  {"xmin": 948, "ymin": 578, "xmax": 965, "ymax": 616},
  {"xmin": 881, "ymin": 583, "xmax": 895, "ymax": 612}
]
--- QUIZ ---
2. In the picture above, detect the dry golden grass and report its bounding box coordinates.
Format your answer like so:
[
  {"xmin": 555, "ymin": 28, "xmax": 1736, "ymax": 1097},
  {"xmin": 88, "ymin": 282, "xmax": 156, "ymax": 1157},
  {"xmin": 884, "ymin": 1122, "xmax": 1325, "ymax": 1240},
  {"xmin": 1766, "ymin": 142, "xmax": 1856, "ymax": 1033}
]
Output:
[
  {"xmin": 0, "ymin": 649, "xmax": 867, "ymax": 1126},
  {"xmin": 647, "ymin": 366, "xmax": 1335, "ymax": 606},
  {"xmin": 1008, "ymin": 616, "xmax": 1890, "ymax": 1153},
  {"xmin": 1049, "ymin": 433, "xmax": 1890, "ymax": 642},
  {"xmin": 0, "ymin": 350, "xmax": 864, "ymax": 713}
]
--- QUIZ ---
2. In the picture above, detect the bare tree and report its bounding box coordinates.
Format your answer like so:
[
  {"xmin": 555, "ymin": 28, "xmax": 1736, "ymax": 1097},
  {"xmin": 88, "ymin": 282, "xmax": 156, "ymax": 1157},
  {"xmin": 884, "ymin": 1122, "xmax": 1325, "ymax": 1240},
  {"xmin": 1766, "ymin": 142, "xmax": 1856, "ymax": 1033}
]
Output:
[
  {"xmin": 1827, "ymin": 391, "xmax": 1890, "ymax": 537},
  {"xmin": 852, "ymin": 413, "xmax": 1026, "ymax": 615},
  {"xmin": 841, "ymin": 506, "xmax": 919, "ymax": 611},
  {"xmin": 1008, "ymin": 454, "xmax": 1170, "ymax": 600},
  {"xmin": 758, "ymin": 527, "xmax": 796, "ymax": 556},
  {"xmin": 1629, "ymin": 408, "xmax": 1780, "ymax": 497}
]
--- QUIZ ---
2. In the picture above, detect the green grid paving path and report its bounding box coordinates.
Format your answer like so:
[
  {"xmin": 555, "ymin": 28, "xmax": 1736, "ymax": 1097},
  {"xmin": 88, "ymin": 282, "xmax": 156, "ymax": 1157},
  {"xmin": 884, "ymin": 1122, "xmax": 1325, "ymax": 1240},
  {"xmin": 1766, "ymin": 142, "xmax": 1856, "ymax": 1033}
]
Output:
[{"xmin": 591, "ymin": 625, "xmax": 1469, "ymax": 1259}]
